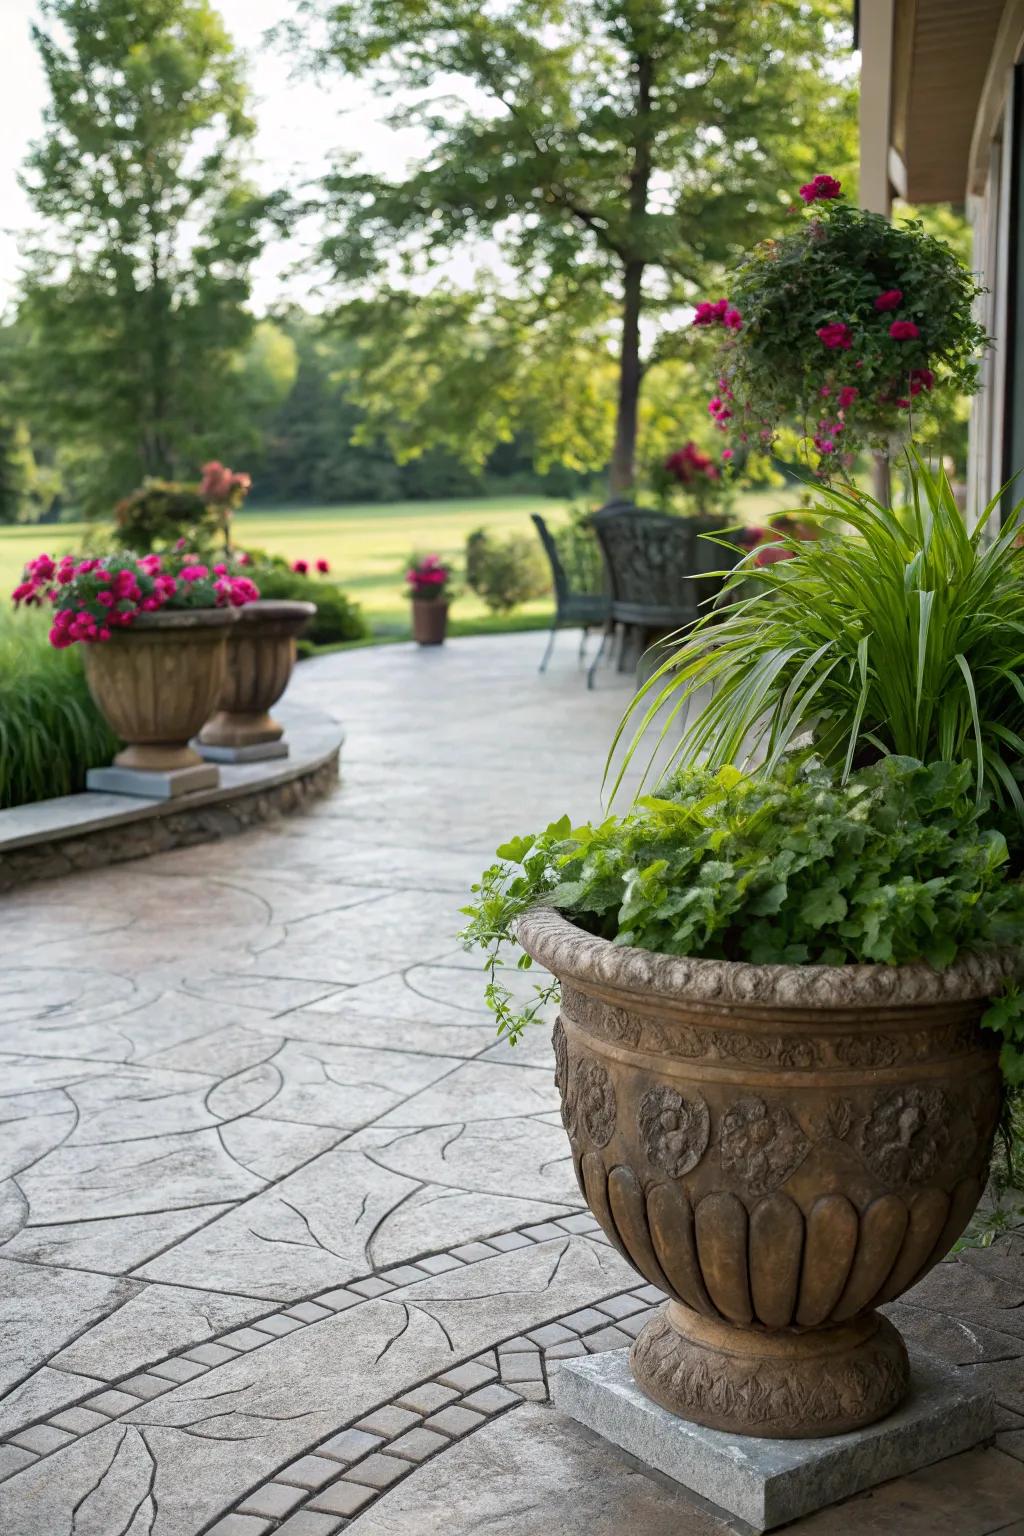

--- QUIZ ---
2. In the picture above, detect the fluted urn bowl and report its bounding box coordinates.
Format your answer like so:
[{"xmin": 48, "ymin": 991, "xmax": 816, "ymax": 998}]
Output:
[
  {"xmin": 518, "ymin": 907, "xmax": 1009, "ymax": 1439},
  {"xmin": 199, "ymin": 599, "xmax": 315, "ymax": 750},
  {"xmin": 82, "ymin": 608, "xmax": 239, "ymax": 773}
]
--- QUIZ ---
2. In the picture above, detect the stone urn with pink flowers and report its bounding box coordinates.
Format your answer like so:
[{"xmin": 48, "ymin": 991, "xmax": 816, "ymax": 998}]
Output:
[{"xmin": 12, "ymin": 551, "xmax": 259, "ymax": 798}]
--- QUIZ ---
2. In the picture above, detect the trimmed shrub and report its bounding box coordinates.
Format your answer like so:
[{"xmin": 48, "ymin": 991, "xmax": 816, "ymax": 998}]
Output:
[
  {"xmin": 251, "ymin": 562, "xmax": 369, "ymax": 649},
  {"xmin": 465, "ymin": 527, "xmax": 549, "ymax": 613},
  {"xmin": 0, "ymin": 609, "xmax": 118, "ymax": 809}
]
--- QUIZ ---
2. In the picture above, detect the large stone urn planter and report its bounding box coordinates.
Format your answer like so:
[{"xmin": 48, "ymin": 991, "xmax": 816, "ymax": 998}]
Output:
[
  {"xmin": 518, "ymin": 907, "xmax": 1009, "ymax": 1440},
  {"xmin": 198, "ymin": 599, "xmax": 315, "ymax": 760},
  {"xmin": 82, "ymin": 608, "xmax": 239, "ymax": 794},
  {"xmin": 411, "ymin": 598, "xmax": 449, "ymax": 645}
]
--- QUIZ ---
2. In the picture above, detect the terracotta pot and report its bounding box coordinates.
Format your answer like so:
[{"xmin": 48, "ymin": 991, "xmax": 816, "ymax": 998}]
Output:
[
  {"xmin": 199, "ymin": 600, "xmax": 315, "ymax": 749},
  {"xmin": 81, "ymin": 608, "xmax": 240, "ymax": 773},
  {"xmin": 411, "ymin": 598, "xmax": 448, "ymax": 645},
  {"xmin": 518, "ymin": 907, "xmax": 1008, "ymax": 1439}
]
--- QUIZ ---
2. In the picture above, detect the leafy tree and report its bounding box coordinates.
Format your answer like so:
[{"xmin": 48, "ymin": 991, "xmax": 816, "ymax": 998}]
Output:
[
  {"xmin": 16, "ymin": 0, "xmax": 273, "ymax": 514},
  {"xmin": 298, "ymin": 0, "xmax": 856, "ymax": 493}
]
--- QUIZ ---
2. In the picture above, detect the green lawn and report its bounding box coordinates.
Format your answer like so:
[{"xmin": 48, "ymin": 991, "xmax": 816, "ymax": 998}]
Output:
[{"xmin": 0, "ymin": 488, "xmax": 795, "ymax": 637}]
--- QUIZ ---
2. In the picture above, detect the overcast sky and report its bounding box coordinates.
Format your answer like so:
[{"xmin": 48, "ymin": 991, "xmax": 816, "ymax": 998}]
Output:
[{"xmin": 0, "ymin": 0, "xmax": 450, "ymax": 315}]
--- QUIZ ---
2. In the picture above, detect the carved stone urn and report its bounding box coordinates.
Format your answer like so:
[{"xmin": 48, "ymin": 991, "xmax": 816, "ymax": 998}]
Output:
[
  {"xmin": 517, "ymin": 907, "xmax": 1008, "ymax": 1439},
  {"xmin": 199, "ymin": 600, "xmax": 315, "ymax": 754},
  {"xmin": 82, "ymin": 608, "xmax": 239, "ymax": 774}
]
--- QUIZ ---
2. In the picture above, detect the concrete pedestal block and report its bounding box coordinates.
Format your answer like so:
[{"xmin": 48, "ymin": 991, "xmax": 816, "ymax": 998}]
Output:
[
  {"xmin": 193, "ymin": 738, "xmax": 289, "ymax": 764},
  {"xmin": 86, "ymin": 762, "xmax": 220, "ymax": 801},
  {"xmin": 552, "ymin": 1346, "xmax": 994, "ymax": 1532}
]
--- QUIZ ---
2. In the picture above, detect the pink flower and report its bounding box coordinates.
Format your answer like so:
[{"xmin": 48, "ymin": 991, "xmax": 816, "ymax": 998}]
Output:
[
  {"xmin": 874, "ymin": 289, "xmax": 904, "ymax": 312},
  {"xmin": 237, "ymin": 551, "xmax": 252, "ymax": 566},
  {"xmin": 292, "ymin": 559, "xmax": 309, "ymax": 575},
  {"xmin": 817, "ymin": 322, "xmax": 853, "ymax": 351},
  {"xmin": 837, "ymin": 385, "xmax": 859, "ymax": 410},
  {"xmin": 722, "ymin": 448, "xmax": 734, "ymax": 461},
  {"xmin": 181, "ymin": 564, "xmax": 209, "ymax": 583},
  {"xmin": 693, "ymin": 298, "xmax": 729, "ymax": 327},
  {"xmin": 316, "ymin": 558, "xmax": 330, "ymax": 574},
  {"xmin": 909, "ymin": 367, "xmax": 935, "ymax": 395},
  {"xmin": 799, "ymin": 173, "xmax": 842, "ymax": 203},
  {"xmin": 889, "ymin": 320, "xmax": 920, "ymax": 340},
  {"xmin": 755, "ymin": 544, "xmax": 796, "ymax": 566},
  {"xmin": 723, "ymin": 307, "xmax": 743, "ymax": 331},
  {"xmin": 819, "ymin": 385, "xmax": 831, "ymax": 398},
  {"xmin": 136, "ymin": 554, "xmax": 162, "ymax": 575}
]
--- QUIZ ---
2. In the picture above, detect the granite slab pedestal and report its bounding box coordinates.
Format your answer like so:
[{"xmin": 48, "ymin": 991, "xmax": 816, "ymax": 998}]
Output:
[
  {"xmin": 553, "ymin": 1346, "xmax": 995, "ymax": 1532},
  {"xmin": 193, "ymin": 738, "xmax": 289, "ymax": 763},
  {"xmin": 86, "ymin": 761, "xmax": 220, "ymax": 800}
]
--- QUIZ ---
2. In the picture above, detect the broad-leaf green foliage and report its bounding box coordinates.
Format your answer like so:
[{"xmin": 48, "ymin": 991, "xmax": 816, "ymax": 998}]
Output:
[
  {"xmin": 0, "ymin": 609, "xmax": 118, "ymax": 808},
  {"xmin": 610, "ymin": 456, "xmax": 1024, "ymax": 816},
  {"xmin": 460, "ymin": 760, "xmax": 1024, "ymax": 1062},
  {"xmin": 298, "ymin": 0, "xmax": 856, "ymax": 479},
  {"xmin": 16, "ymin": 0, "xmax": 275, "ymax": 514}
]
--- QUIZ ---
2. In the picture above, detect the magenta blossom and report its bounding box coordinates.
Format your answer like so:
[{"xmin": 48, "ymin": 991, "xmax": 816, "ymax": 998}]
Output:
[
  {"xmin": 292, "ymin": 559, "xmax": 309, "ymax": 575},
  {"xmin": 909, "ymin": 367, "xmax": 935, "ymax": 395},
  {"xmin": 799, "ymin": 173, "xmax": 842, "ymax": 203},
  {"xmin": 889, "ymin": 319, "xmax": 920, "ymax": 341},
  {"xmin": 837, "ymin": 385, "xmax": 859, "ymax": 410},
  {"xmin": 874, "ymin": 289, "xmax": 904, "ymax": 312},
  {"xmin": 316, "ymin": 558, "xmax": 330, "ymax": 575},
  {"xmin": 816, "ymin": 322, "xmax": 853, "ymax": 351}
]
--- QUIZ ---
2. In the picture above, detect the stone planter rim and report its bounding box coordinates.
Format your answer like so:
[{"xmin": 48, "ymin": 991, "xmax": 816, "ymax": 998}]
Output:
[
  {"xmin": 111, "ymin": 607, "xmax": 241, "ymax": 633},
  {"xmin": 236, "ymin": 599, "xmax": 317, "ymax": 626},
  {"xmin": 516, "ymin": 905, "xmax": 1019, "ymax": 1010}
]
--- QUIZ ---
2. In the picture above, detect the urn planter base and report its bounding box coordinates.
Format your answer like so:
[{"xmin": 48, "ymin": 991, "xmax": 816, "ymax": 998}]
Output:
[
  {"xmin": 631, "ymin": 1303, "xmax": 908, "ymax": 1438},
  {"xmin": 194, "ymin": 736, "xmax": 289, "ymax": 764},
  {"xmin": 87, "ymin": 761, "xmax": 219, "ymax": 801},
  {"xmin": 553, "ymin": 1343, "xmax": 994, "ymax": 1532}
]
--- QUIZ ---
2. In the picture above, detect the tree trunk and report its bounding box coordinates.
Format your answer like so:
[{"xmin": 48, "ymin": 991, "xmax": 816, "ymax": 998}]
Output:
[
  {"xmin": 608, "ymin": 50, "xmax": 654, "ymax": 500},
  {"xmin": 609, "ymin": 261, "xmax": 644, "ymax": 496}
]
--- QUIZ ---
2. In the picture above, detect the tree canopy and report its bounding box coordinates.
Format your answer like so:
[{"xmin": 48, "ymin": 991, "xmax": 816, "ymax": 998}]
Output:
[{"xmin": 301, "ymin": 0, "xmax": 857, "ymax": 491}]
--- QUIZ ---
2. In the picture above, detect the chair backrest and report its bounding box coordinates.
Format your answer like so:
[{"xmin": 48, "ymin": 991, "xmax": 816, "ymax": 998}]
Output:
[
  {"xmin": 590, "ymin": 503, "xmax": 701, "ymax": 623},
  {"xmin": 531, "ymin": 513, "xmax": 570, "ymax": 604}
]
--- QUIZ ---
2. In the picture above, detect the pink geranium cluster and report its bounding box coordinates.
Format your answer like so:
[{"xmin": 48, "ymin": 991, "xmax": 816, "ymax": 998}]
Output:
[
  {"xmin": 693, "ymin": 297, "xmax": 743, "ymax": 331},
  {"xmin": 11, "ymin": 551, "xmax": 259, "ymax": 649},
  {"xmin": 799, "ymin": 173, "xmax": 842, "ymax": 203},
  {"xmin": 406, "ymin": 553, "xmax": 450, "ymax": 599},
  {"xmin": 664, "ymin": 441, "xmax": 720, "ymax": 486}
]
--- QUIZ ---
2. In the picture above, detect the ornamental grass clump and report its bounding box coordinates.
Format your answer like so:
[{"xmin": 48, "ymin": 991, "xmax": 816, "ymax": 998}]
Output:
[
  {"xmin": 691, "ymin": 172, "xmax": 987, "ymax": 471},
  {"xmin": 609, "ymin": 455, "xmax": 1024, "ymax": 817}
]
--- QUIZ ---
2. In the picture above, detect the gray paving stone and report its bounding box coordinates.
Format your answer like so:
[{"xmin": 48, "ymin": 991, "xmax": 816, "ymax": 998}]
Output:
[
  {"xmin": 527, "ymin": 1322, "xmax": 576, "ymax": 1347},
  {"xmin": 520, "ymin": 1222, "xmax": 568, "ymax": 1241},
  {"xmin": 386, "ymin": 1427, "xmax": 449, "ymax": 1462},
  {"xmin": 380, "ymin": 1264, "xmax": 428, "ymax": 1285},
  {"xmin": 560, "ymin": 1307, "xmax": 609, "ymax": 1333},
  {"xmin": 557, "ymin": 1214, "xmax": 599, "ymax": 1234},
  {"xmin": 630, "ymin": 1284, "xmax": 665, "ymax": 1305},
  {"xmin": 9, "ymin": 1423, "xmax": 74, "ymax": 1454},
  {"xmin": 595, "ymin": 1293, "xmax": 647, "ymax": 1320},
  {"xmin": 413, "ymin": 1253, "xmax": 465, "ymax": 1275},
  {"xmin": 422, "ymin": 1404, "xmax": 485, "ymax": 1437},
  {"xmin": 317, "ymin": 1287, "xmax": 361, "ymax": 1311},
  {"xmin": 485, "ymin": 1231, "xmax": 534, "ymax": 1253},
  {"xmin": 284, "ymin": 1301, "xmax": 334, "ymax": 1323},
  {"xmin": 238, "ymin": 1480, "xmax": 307, "ymax": 1518},
  {"xmin": 309, "ymin": 1480, "xmax": 375, "ymax": 1516},
  {"xmin": 586, "ymin": 1324, "xmax": 632, "ymax": 1351},
  {"xmin": 319, "ymin": 1427, "xmax": 385, "ymax": 1463},
  {"xmin": 436, "ymin": 1361, "xmax": 495, "ymax": 1392},
  {"xmin": 461, "ymin": 1384, "xmax": 520, "ymax": 1413},
  {"xmin": 82, "ymin": 1388, "xmax": 142, "ymax": 1417},
  {"xmin": 500, "ymin": 1352, "xmax": 544, "ymax": 1383},
  {"xmin": 117, "ymin": 1371, "xmax": 173, "ymax": 1399},
  {"xmin": 184, "ymin": 1341, "xmax": 240, "ymax": 1366},
  {"xmin": 0, "ymin": 1444, "xmax": 37, "ymax": 1478},
  {"xmin": 348, "ymin": 1276, "xmax": 395, "ymax": 1298},
  {"xmin": 545, "ymin": 1339, "xmax": 589, "ymax": 1359},
  {"xmin": 208, "ymin": 1517, "xmax": 273, "ymax": 1536},
  {"xmin": 356, "ymin": 1405, "xmax": 420, "ymax": 1436},
  {"xmin": 449, "ymin": 1242, "xmax": 497, "ymax": 1263},
  {"xmin": 343, "ymin": 1451, "xmax": 407, "ymax": 1488},
  {"xmin": 276, "ymin": 1453, "xmax": 346, "ymax": 1490},
  {"xmin": 395, "ymin": 1382, "xmax": 459, "ymax": 1413},
  {"xmin": 219, "ymin": 1327, "xmax": 273, "ymax": 1351},
  {"xmin": 48, "ymin": 1405, "xmax": 110, "ymax": 1433},
  {"xmin": 148, "ymin": 1356, "xmax": 209, "ymax": 1383},
  {"xmin": 251, "ymin": 1313, "xmax": 306, "ymax": 1337},
  {"xmin": 275, "ymin": 1513, "xmax": 343, "ymax": 1536},
  {"xmin": 497, "ymin": 1336, "xmax": 536, "ymax": 1354}
]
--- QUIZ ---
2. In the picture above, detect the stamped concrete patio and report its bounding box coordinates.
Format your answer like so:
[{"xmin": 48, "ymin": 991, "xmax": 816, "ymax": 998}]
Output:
[{"xmin": 1, "ymin": 632, "xmax": 1022, "ymax": 1536}]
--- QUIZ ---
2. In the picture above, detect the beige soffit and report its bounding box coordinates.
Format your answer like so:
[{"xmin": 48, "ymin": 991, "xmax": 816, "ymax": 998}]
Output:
[
  {"xmin": 890, "ymin": 0, "xmax": 1006, "ymax": 202},
  {"xmin": 968, "ymin": 0, "xmax": 1024, "ymax": 195}
]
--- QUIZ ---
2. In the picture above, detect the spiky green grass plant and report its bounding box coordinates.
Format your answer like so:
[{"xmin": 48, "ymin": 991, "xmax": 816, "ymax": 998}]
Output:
[
  {"xmin": 609, "ymin": 456, "xmax": 1024, "ymax": 815},
  {"xmin": 0, "ymin": 608, "xmax": 117, "ymax": 809}
]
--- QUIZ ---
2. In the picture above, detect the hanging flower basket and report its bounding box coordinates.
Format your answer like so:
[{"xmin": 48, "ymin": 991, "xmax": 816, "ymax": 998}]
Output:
[{"xmin": 691, "ymin": 174, "xmax": 988, "ymax": 473}]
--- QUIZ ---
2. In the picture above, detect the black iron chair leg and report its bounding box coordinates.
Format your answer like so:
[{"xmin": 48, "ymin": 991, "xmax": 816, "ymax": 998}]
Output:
[
  {"xmin": 577, "ymin": 625, "xmax": 590, "ymax": 666},
  {"xmin": 539, "ymin": 618, "xmax": 558, "ymax": 674}
]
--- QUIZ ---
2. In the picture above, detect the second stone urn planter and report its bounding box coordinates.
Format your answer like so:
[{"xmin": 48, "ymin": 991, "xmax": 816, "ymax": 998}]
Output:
[
  {"xmin": 517, "ymin": 907, "xmax": 1007, "ymax": 1440},
  {"xmin": 82, "ymin": 608, "xmax": 240, "ymax": 797},
  {"xmin": 198, "ymin": 599, "xmax": 315, "ymax": 762}
]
